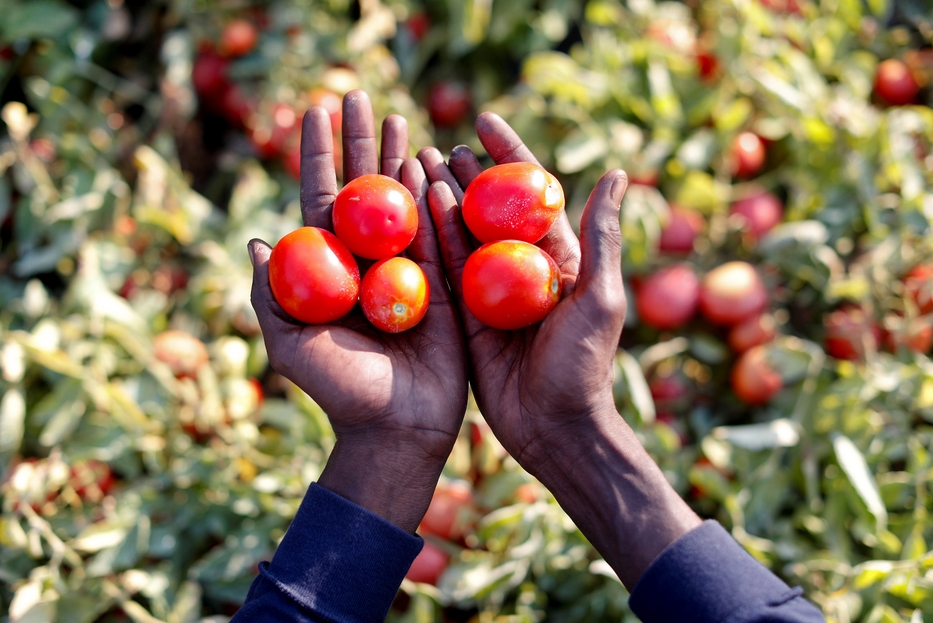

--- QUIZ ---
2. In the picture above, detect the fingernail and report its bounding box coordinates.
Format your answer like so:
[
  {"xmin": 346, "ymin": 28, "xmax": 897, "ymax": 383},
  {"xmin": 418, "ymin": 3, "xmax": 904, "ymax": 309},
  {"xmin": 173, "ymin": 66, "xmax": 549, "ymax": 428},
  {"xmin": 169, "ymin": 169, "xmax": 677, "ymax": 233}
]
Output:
[
  {"xmin": 610, "ymin": 177, "xmax": 627, "ymax": 205},
  {"xmin": 246, "ymin": 242, "xmax": 257, "ymax": 267}
]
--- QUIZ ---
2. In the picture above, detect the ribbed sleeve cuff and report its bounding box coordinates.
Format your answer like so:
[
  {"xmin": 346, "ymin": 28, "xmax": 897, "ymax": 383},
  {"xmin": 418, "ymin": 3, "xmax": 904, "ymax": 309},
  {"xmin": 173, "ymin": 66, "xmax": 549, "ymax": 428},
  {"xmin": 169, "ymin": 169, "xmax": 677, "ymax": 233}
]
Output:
[
  {"xmin": 629, "ymin": 521, "xmax": 816, "ymax": 623},
  {"xmin": 259, "ymin": 483, "xmax": 423, "ymax": 623}
]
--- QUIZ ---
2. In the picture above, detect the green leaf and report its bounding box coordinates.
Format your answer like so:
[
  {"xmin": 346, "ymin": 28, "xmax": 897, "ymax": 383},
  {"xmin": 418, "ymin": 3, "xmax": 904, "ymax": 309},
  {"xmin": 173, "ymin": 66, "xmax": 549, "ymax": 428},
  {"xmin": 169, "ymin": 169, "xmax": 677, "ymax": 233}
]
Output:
[
  {"xmin": 2, "ymin": 1, "xmax": 79, "ymax": 41},
  {"xmin": 833, "ymin": 434, "xmax": 888, "ymax": 532}
]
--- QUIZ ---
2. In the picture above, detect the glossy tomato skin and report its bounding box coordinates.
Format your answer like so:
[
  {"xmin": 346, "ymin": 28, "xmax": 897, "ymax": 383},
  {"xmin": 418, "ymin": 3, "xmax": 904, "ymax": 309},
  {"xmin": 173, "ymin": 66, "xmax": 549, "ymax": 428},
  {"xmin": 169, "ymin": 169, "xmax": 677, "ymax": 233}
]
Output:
[
  {"xmin": 731, "ymin": 345, "xmax": 782, "ymax": 405},
  {"xmin": 406, "ymin": 541, "xmax": 449, "ymax": 585},
  {"xmin": 699, "ymin": 261, "xmax": 768, "ymax": 326},
  {"xmin": 635, "ymin": 264, "xmax": 699, "ymax": 330},
  {"xmin": 462, "ymin": 241, "xmax": 561, "ymax": 330},
  {"xmin": 659, "ymin": 206, "xmax": 704, "ymax": 254},
  {"xmin": 360, "ymin": 257, "xmax": 430, "ymax": 333},
  {"xmin": 333, "ymin": 174, "xmax": 418, "ymax": 259},
  {"xmin": 268, "ymin": 227, "xmax": 360, "ymax": 324},
  {"xmin": 730, "ymin": 132, "xmax": 766, "ymax": 178},
  {"xmin": 462, "ymin": 163, "xmax": 565, "ymax": 244},
  {"xmin": 730, "ymin": 191, "xmax": 783, "ymax": 239},
  {"xmin": 874, "ymin": 59, "xmax": 920, "ymax": 106}
]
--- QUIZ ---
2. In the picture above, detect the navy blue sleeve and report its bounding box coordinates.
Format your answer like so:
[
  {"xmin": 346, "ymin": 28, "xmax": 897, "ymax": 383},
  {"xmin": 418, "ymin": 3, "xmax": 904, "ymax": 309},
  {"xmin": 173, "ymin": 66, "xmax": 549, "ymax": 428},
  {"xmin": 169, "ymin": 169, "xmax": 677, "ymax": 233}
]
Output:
[
  {"xmin": 629, "ymin": 521, "xmax": 825, "ymax": 623},
  {"xmin": 232, "ymin": 483, "xmax": 424, "ymax": 623}
]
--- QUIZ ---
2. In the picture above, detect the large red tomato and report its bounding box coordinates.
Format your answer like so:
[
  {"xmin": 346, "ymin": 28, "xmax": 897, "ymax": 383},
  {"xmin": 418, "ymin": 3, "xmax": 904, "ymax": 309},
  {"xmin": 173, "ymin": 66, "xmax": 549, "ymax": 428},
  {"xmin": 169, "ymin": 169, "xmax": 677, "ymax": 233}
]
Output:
[
  {"xmin": 462, "ymin": 241, "xmax": 561, "ymax": 330},
  {"xmin": 420, "ymin": 482, "xmax": 475, "ymax": 541},
  {"xmin": 731, "ymin": 345, "xmax": 782, "ymax": 405},
  {"xmin": 699, "ymin": 262, "xmax": 768, "ymax": 326},
  {"xmin": 659, "ymin": 206, "xmax": 704, "ymax": 254},
  {"xmin": 406, "ymin": 541, "xmax": 449, "ymax": 585},
  {"xmin": 729, "ymin": 132, "xmax": 766, "ymax": 178},
  {"xmin": 635, "ymin": 264, "xmax": 699, "ymax": 330},
  {"xmin": 905, "ymin": 264, "xmax": 933, "ymax": 314},
  {"xmin": 360, "ymin": 257, "xmax": 430, "ymax": 333},
  {"xmin": 730, "ymin": 191, "xmax": 783, "ymax": 239},
  {"xmin": 874, "ymin": 59, "xmax": 920, "ymax": 106},
  {"xmin": 268, "ymin": 227, "xmax": 360, "ymax": 324},
  {"xmin": 462, "ymin": 163, "xmax": 565, "ymax": 244},
  {"xmin": 333, "ymin": 174, "xmax": 418, "ymax": 259}
]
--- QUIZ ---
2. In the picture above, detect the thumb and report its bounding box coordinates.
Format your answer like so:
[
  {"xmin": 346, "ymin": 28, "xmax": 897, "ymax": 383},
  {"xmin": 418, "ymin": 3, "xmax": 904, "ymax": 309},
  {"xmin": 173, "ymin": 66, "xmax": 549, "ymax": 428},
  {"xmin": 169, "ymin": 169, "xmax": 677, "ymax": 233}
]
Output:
[
  {"xmin": 248, "ymin": 238, "xmax": 291, "ymax": 333},
  {"xmin": 574, "ymin": 170, "xmax": 628, "ymax": 320}
]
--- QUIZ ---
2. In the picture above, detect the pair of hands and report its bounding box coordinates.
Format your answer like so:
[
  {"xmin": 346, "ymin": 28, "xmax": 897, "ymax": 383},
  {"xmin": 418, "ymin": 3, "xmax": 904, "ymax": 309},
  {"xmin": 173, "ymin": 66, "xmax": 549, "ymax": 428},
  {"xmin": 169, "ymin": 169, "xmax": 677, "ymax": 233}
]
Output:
[{"xmin": 248, "ymin": 91, "xmax": 664, "ymax": 578}]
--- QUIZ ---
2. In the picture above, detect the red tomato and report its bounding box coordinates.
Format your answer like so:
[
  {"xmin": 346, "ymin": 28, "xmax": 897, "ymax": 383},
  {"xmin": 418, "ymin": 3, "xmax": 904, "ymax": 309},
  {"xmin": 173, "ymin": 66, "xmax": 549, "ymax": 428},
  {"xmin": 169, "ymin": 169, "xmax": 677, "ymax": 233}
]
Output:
[
  {"xmin": 462, "ymin": 241, "xmax": 561, "ymax": 330},
  {"xmin": 308, "ymin": 88, "xmax": 343, "ymax": 134},
  {"xmin": 730, "ymin": 191, "xmax": 783, "ymax": 239},
  {"xmin": 219, "ymin": 20, "xmax": 258, "ymax": 58},
  {"xmin": 883, "ymin": 314, "xmax": 933, "ymax": 354},
  {"xmin": 731, "ymin": 345, "xmax": 782, "ymax": 405},
  {"xmin": 249, "ymin": 104, "xmax": 298, "ymax": 159},
  {"xmin": 730, "ymin": 132, "xmax": 766, "ymax": 178},
  {"xmin": 874, "ymin": 59, "xmax": 920, "ymax": 106},
  {"xmin": 154, "ymin": 330, "xmax": 209, "ymax": 379},
  {"xmin": 635, "ymin": 264, "xmax": 699, "ymax": 330},
  {"xmin": 421, "ymin": 482, "xmax": 475, "ymax": 541},
  {"xmin": 360, "ymin": 257, "xmax": 430, "ymax": 333},
  {"xmin": 696, "ymin": 49, "xmax": 721, "ymax": 83},
  {"xmin": 333, "ymin": 174, "xmax": 418, "ymax": 259},
  {"xmin": 728, "ymin": 313, "xmax": 778, "ymax": 353},
  {"xmin": 659, "ymin": 207, "xmax": 704, "ymax": 254},
  {"xmin": 192, "ymin": 51, "xmax": 230, "ymax": 101},
  {"xmin": 649, "ymin": 373, "xmax": 690, "ymax": 412},
  {"xmin": 406, "ymin": 541, "xmax": 449, "ymax": 585},
  {"xmin": 70, "ymin": 460, "xmax": 114, "ymax": 501},
  {"xmin": 462, "ymin": 163, "xmax": 565, "ymax": 244},
  {"xmin": 699, "ymin": 262, "xmax": 768, "ymax": 326},
  {"xmin": 428, "ymin": 81, "xmax": 471, "ymax": 128},
  {"xmin": 406, "ymin": 12, "xmax": 431, "ymax": 42},
  {"xmin": 905, "ymin": 264, "xmax": 933, "ymax": 314},
  {"xmin": 824, "ymin": 305, "xmax": 881, "ymax": 361},
  {"xmin": 268, "ymin": 227, "xmax": 360, "ymax": 324}
]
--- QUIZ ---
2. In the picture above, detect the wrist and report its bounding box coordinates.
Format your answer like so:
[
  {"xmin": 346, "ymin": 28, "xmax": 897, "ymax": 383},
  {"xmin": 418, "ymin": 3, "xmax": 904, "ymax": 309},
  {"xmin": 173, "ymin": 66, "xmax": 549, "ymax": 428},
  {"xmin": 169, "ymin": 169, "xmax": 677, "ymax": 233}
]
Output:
[{"xmin": 318, "ymin": 431, "xmax": 452, "ymax": 534}]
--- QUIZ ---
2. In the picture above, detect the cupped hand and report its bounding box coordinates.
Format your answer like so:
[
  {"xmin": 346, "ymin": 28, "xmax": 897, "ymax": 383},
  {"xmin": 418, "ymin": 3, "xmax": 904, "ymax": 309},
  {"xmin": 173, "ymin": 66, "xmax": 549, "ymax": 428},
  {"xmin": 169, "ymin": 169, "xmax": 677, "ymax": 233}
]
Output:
[
  {"xmin": 248, "ymin": 91, "xmax": 468, "ymax": 532},
  {"xmin": 418, "ymin": 113, "xmax": 628, "ymax": 471}
]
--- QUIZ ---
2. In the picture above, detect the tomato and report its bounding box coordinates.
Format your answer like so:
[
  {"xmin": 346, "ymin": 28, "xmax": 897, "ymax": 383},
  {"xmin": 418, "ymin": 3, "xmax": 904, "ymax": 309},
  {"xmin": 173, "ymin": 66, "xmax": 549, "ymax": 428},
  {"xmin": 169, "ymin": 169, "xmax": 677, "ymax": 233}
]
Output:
[
  {"xmin": 823, "ymin": 305, "xmax": 881, "ymax": 361},
  {"xmin": 728, "ymin": 313, "xmax": 777, "ymax": 353},
  {"xmin": 420, "ymin": 482, "xmax": 475, "ymax": 541},
  {"xmin": 730, "ymin": 132, "xmax": 766, "ymax": 178},
  {"xmin": 219, "ymin": 20, "xmax": 258, "ymax": 58},
  {"xmin": 731, "ymin": 345, "xmax": 782, "ymax": 405},
  {"xmin": 308, "ymin": 88, "xmax": 343, "ymax": 133},
  {"xmin": 514, "ymin": 483, "xmax": 539, "ymax": 503},
  {"xmin": 699, "ymin": 262, "xmax": 768, "ymax": 326},
  {"xmin": 905, "ymin": 264, "xmax": 933, "ymax": 314},
  {"xmin": 649, "ymin": 372, "xmax": 690, "ymax": 412},
  {"xmin": 462, "ymin": 241, "xmax": 561, "ymax": 330},
  {"xmin": 635, "ymin": 264, "xmax": 699, "ymax": 330},
  {"xmin": 428, "ymin": 81, "xmax": 471, "ymax": 128},
  {"xmin": 70, "ymin": 460, "xmax": 114, "ymax": 502},
  {"xmin": 154, "ymin": 330, "xmax": 210, "ymax": 379},
  {"xmin": 730, "ymin": 191, "xmax": 783, "ymax": 239},
  {"xmin": 696, "ymin": 49, "xmax": 721, "ymax": 83},
  {"xmin": 462, "ymin": 163, "xmax": 565, "ymax": 245},
  {"xmin": 249, "ymin": 104, "xmax": 298, "ymax": 159},
  {"xmin": 659, "ymin": 206, "xmax": 704, "ymax": 254},
  {"xmin": 874, "ymin": 59, "xmax": 919, "ymax": 106},
  {"xmin": 332, "ymin": 174, "xmax": 418, "ymax": 259},
  {"xmin": 360, "ymin": 257, "xmax": 430, "ymax": 333},
  {"xmin": 192, "ymin": 51, "xmax": 230, "ymax": 101},
  {"xmin": 268, "ymin": 227, "xmax": 360, "ymax": 324},
  {"xmin": 406, "ymin": 541, "xmax": 449, "ymax": 585},
  {"xmin": 883, "ymin": 314, "xmax": 933, "ymax": 354},
  {"xmin": 405, "ymin": 11, "xmax": 431, "ymax": 42}
]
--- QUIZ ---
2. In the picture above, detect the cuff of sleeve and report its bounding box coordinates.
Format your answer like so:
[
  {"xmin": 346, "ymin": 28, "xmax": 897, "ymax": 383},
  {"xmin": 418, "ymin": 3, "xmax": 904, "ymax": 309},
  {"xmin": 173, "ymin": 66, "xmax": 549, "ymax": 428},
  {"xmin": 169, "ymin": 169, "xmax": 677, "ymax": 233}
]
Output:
[
  {"xmin": 629, "ymin": 520, "xmax": 802, "ymax": 623},
  {"xmin": 260, "ymin": 483, "xmax": 423, "ymax": 623}
]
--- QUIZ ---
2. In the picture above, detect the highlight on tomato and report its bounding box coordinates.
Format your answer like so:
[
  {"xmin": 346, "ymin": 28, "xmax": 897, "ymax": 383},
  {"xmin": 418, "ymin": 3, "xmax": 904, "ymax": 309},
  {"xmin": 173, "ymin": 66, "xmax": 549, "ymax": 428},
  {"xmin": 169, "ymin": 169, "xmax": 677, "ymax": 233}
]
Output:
[
  {"xmin": 462, "ymin": 240, "xmax": 561, "ymax": 330},
  {"xmin": 360, "ymin": 257, "xmax": 430, "ymax": 333},
  {"xmin": 333, "ymin": 174, "xmax": 418, "ymax": 259},
  {"xmin": 698, "ymin": 261, "xmax": 768, "ymax": 326},
  {"xmin": 461, "ymin": 162, "xmax": 565, "ymax": 244},
  {"xmin": 268, "ymin": 227, "xmax": 360, "ymax": 324}
]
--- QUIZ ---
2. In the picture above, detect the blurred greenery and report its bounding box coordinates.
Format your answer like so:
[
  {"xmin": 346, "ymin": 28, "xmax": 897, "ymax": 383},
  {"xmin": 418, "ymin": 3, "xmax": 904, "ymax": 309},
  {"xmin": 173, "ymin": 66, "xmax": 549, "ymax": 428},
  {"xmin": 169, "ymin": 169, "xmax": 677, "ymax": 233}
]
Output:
[{"xmin": 1, "ymin": 0, "xmax": 933, "ymax": 622}]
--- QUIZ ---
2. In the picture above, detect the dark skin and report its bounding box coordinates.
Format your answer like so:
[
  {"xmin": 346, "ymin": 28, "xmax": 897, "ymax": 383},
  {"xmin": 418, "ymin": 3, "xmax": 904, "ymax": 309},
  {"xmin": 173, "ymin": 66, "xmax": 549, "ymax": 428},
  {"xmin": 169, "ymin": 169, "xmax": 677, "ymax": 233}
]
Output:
[{"xmin": 249, "ymin": 90, "xmax": 700, "ymax": 591}]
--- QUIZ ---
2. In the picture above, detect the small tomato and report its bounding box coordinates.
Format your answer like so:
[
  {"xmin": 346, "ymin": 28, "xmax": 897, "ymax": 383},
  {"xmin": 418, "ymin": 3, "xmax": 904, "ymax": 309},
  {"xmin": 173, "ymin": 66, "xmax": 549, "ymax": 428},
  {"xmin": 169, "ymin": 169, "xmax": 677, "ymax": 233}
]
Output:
[
  {"xmin": 874, "ymin": 59, "xmax": 919, "ymax": 106},
  {"xmin": 360, "ymin": 257, "xmax": 430, "ymax": 333},
  {"xmin": 462, "ymin": 241, "xmax": 561, "ymax": 330},
  {"xmin": 268, "ymin": 227, "xmax": 360, "ymax": 324},
  {"xmin": 635, "ymin": 264, "xmax": 699, "ymax": 330},
  {"xmin": 731, "ymin": 345, "xmax": 782, "ymax": 405},
  {"xmin": 699, "ymin": 262, "xmax": 768, "ymax": 326},
  {"xmin": 729, "ymin": 191, "xmax": 783, "ymax": 239},
  {"xmin": 219, "ymin": 20, "xmax": 258, "ymax": 58},
  {"xmin": 406, "ymin": 541, "xmax": 449, "ymax": 585}
]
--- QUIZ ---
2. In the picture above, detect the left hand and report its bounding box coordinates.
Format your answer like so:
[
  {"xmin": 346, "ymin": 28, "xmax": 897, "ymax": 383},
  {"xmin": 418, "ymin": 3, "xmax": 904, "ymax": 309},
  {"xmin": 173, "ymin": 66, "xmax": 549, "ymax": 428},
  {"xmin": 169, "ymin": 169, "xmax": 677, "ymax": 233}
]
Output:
[{"xmin": 248, "ymin": 91, "xmax": 468, "ymax": 533}]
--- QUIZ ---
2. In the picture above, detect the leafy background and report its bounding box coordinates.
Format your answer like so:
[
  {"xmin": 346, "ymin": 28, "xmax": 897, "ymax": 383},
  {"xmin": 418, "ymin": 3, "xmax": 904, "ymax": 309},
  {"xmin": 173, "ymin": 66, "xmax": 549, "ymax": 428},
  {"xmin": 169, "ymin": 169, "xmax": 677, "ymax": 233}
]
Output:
[{"xmin": 1, "ymin": 0, "xmax": 933, "ymax": 621}]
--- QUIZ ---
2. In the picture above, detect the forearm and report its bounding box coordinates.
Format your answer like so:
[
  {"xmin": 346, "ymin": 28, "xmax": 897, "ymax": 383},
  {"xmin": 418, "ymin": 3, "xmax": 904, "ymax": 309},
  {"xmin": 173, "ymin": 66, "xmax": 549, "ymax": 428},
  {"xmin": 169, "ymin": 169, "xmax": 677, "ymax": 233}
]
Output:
[{"xmin": 521, "ymin": 403, "xmax": 702, "ymax": 590}]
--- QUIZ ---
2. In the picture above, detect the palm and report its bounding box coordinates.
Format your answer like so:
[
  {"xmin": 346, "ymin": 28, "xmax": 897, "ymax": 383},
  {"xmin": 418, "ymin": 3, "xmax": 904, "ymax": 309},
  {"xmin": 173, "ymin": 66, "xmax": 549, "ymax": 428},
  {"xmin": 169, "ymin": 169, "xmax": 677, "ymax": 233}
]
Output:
[{"xmin": 250, "ymin": 92, "xmax": 467, "ymax": 451}]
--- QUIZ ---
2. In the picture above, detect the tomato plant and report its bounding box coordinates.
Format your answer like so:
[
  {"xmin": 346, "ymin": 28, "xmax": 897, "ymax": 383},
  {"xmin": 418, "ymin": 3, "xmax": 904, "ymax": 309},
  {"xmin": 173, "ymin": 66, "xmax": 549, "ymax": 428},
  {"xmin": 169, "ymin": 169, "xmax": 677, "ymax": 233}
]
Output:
[
  {"xmin": 824, "ymin": 305, "xmax": 882, "ymax": 361},
  {"xmin": 729, "ymin": 132, "xmax": 766, "ymax": 178},
  {"xmin": 268, "ymin": 227, "xmax": 360, "ymax": 324},
  {"xmin": 699, "ymin": 262, "xmax": 768, "ymax": 326},
  {"xmin": 428, "ymin": 80, "xmax": 471, "ymax": 128},
  {"xmin": 658, "ymin": 206, "xmax": 704, "ymax": 254},
  {"xmin": 874, "ymin": 59, "xmax": 920, "ymax": 106},
  {"xmin": 731, "ymin": 345, "xmax": 782, "ymax": 405},
  {"xmin": 154, "ymin": 330, "xmax": 210, "ymax": 379},
  {"xmin": 332, "ymin": 174, "xmax": 419, "ymax": 259},
  {"xmin": 635, "ymin": 264, "xmax": 699, "ymax": 330},
  {"xmin": 219, "ymin": 20, "xmax": 259, "ymax": 58},
  {"xmin": 462, "ymin": 241, "xmax": 561, "ymax": 330},
  {"xmin": 360, "ymin": 257, "xmax": 430, "ymax": 333},
  {"xmin": 406, "ymin": 541, "xmax": 449, "ymax": 585},
  {"xmin": 729, "ymin": 191, "xmax": 783, "ymax": 239},
  {"xmin": 461, "ymin": 162, "xmax": 565, "ymax": 244}
]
